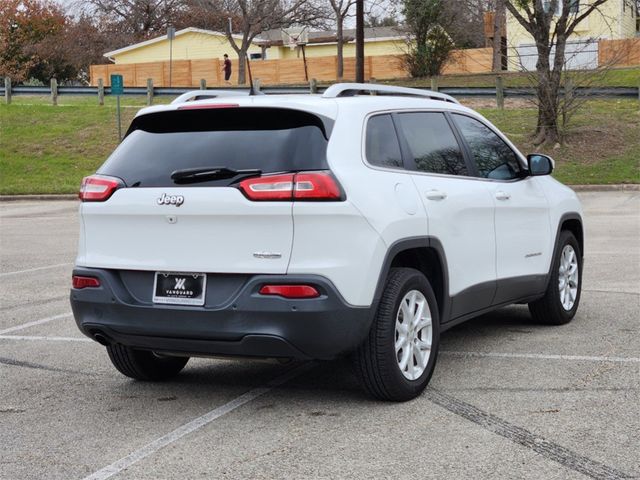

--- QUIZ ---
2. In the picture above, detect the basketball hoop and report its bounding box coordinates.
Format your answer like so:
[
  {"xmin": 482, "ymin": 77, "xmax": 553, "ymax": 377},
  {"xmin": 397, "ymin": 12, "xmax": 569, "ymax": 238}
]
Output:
[{"xmin": 281, "ymin": 26, "xmax": 309, "ymax": 51}]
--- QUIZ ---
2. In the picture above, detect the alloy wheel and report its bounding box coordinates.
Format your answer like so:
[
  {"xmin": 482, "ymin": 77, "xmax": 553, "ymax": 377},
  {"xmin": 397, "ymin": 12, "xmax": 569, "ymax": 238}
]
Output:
[{"xmin": 395, "ymin": 290, "xmax": 433, "ymax": 380}]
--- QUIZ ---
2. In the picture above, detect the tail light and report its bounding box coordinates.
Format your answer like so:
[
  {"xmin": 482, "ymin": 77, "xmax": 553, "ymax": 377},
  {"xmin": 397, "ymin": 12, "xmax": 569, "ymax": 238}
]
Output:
[
  {"xmin": 79, "ymin": 175, "xmax": 123, "ymax": 202},
  {"xmin": 72, "ymin": 275, "xmax": 101, "ymax": 289},
  {"xmin": 259, "ymin": 284, "xmax": 320, "ymax": 299},
  {"xmin": 238, "ymin": 171, "xmax": 343, "ymax": 201}
]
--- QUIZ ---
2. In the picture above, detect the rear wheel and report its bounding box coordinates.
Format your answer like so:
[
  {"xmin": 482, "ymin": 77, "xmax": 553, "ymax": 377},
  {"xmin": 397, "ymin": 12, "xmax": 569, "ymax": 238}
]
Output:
[
  {"xmin": 529, "ymin": 230, "xmax": 582, "ymax": 325},
  {"xmin": 106, "ymin": 344, "xmax": 189, "ymax": 380},
  {"xmin": 354, "ymin": 268, "xmax": 440, "ymax": 401}
]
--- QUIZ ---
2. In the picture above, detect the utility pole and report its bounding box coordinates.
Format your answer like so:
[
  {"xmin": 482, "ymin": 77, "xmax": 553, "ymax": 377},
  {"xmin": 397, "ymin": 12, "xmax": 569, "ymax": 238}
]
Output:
[
  {"xmin": 355, "ymin": 0, "xmax": 364, "ymax": 83},
  {"xmin": 168, "ymin": 26, "xmax": 175, "ymax": 87}
]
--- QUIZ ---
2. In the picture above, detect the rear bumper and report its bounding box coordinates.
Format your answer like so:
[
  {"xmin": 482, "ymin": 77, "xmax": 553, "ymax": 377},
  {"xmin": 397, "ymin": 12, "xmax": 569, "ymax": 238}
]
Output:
[{"xmin": 70, "ymin": 267, "xmax": 373, "ymax": 360}]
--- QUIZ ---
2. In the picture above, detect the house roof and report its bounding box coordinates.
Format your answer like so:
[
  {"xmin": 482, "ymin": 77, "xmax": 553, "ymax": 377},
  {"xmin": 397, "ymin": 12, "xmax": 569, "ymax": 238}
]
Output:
[
  {"xmin": 103, "ymin": 27, "xmax": 244, "ymax": 58},
  {"xmin": 255, "ymin": 27, "xmax": 405, "ymax": 46},
  {"xmin": 104, "ymin": 26, "xmax": 405, "ymax": 58}
]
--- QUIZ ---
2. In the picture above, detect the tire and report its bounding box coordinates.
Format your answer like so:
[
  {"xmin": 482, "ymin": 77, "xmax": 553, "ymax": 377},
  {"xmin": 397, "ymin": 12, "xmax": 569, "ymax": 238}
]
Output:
[
  {"xmin": 529, "ymin": 230, "xmax": 582, "ymax": 325},
  {"xmin": 106, "ymin": 344, "xmax": 189, "ymax": 381},
  {"xmin": 353, "ymin": 267, "xmax": 440, "ymax": 402}
]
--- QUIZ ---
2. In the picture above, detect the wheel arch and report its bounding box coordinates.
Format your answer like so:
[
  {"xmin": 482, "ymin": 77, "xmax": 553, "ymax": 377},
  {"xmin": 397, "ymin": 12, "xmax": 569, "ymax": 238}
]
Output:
[
  {"xmin": 543, "ymin": 212, "xmax": 584, "ymax": 291},
  {"xmin": 559, "ymin": 214, "xmax": 584, "ymax": 258},
  {"xmin": 372, "ymin": 237, "xmax": 451, "ymax": 324}
]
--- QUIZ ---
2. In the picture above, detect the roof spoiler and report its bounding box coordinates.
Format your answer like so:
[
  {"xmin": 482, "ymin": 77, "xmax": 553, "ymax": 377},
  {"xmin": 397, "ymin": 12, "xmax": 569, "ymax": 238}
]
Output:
[
  {"xmin": 322, "ymin": 83, "xmax": 459, "ymax": 104},
  {"xmin": 170, "ymin": 90, "xmax": 258, "ymax": 104}
]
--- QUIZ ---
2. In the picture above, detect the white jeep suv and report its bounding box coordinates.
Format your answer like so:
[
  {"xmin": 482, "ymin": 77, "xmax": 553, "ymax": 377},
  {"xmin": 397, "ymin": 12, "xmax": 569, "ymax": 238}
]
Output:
[{"xmin": 70, "ymin": 83, "xmax": 584, "ymax": 401}]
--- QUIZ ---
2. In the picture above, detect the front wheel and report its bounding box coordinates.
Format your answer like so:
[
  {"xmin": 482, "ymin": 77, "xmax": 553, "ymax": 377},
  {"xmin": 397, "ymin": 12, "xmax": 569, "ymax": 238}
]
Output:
[
  {"xmin": 106, "ymin": 344, "xmax": 189, "ymax": 381},
  {"xmin": 529, "ymin": 230, "xmax": 582, "ymax": 325},
  {"xmin": 353, "ymin": 268, "xmax": 440, "ymax": 402}
]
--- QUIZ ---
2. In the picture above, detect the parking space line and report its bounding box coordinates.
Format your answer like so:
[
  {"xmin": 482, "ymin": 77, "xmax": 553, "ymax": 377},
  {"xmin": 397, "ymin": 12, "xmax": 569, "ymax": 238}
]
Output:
[
  {"xmin": 426, "ymin": 389, "xmax": 632, "ymax": 480},
  {"xmin": 82, "ymin": 362, "xmax": 314, "ymax": 480},
  {"xmin": 0, "ymin": 335, "xmax": 91, "ymax": 342},
  {"xmin": 0, "ymin": 262, "xmax": 72, "ymax": 277},
  {"xmin": 441, "ymin": 350, "xmax": 640, "ymax": 364},
  {"xmin": 583, "ymin": 289, "xmax": 639, "ymax": 296},
  {"xmin": 0, "ymin": 312, "xmax": 72, "ymax": 335}
]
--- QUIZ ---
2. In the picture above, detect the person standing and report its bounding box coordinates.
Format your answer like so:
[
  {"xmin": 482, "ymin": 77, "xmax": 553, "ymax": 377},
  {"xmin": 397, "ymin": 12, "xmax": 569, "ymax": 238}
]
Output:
[{"xmin": 222, "ymin": 54, "xmax": 232, "ymax": 84}]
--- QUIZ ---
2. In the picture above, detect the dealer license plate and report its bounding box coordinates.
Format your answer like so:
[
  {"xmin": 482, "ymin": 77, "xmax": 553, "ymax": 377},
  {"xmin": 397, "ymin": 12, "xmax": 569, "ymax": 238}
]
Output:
[{"xmin": 153, "ymin": 272, "xmax": 206, "ymax": 306}]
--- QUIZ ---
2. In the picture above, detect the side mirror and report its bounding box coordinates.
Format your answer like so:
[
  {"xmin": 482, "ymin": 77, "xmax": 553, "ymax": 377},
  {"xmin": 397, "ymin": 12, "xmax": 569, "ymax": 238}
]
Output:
[{"xmin": 527, "ymin": 154, "xmax": 554, "ymax": 176}]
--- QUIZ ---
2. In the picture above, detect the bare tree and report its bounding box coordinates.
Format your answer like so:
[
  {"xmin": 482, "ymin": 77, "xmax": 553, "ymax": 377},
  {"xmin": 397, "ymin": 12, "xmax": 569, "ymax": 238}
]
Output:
[
  {"xmin": 505, "ymin": 0, "xmax": 610, "ymax": 145},
  {"xmin": 491, "ymin": 0, "xmax": 505, "ymax": 71},
  {"xmin": 82, "ymin": 0, "xmax": 188, "ymax": 41},
  {"xmin": 445, "ymin": 0, "xmax": 491, "ymax": 48},
  {"xmin": 191, "ymin": 0, "xmax": 325, "ymax": 85},
  {"xmin": 328, "ymin": 0, "xmax": 355, "ymax": 79}
]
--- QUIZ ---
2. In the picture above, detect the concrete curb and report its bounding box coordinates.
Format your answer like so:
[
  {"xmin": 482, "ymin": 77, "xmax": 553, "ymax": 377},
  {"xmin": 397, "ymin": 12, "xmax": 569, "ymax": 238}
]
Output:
[
  {"xmin": 0, "ymin": 184, "xmax": 638, "ymax": 201},
  {"xmin": 569, "ymin": 184, "xmax": 640, "ymax": 192},
  {"xmin": 0, "ymin": 194, "xmax": 78, "ymax": 201}
]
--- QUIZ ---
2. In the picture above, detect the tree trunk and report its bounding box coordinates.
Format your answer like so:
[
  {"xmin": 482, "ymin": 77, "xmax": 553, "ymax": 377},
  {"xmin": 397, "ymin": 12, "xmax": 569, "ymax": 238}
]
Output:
[
  {"xmin": 336, "ymin": 19, "xmax": 344, "ymax": 80},
  {"xmin": 492, "ymin": 0, "xmax": 505, "ymax": 72},
  {"xmin": 533, "ymin": 31, "xmax": 569, "ymax": 145},
  {"xmin": 534, "ymin": 41, "xmax": 561, "ymax": 145},
  {"xmin": 237, "ymin": 52, "xmax": 246, "ymax": 85}
]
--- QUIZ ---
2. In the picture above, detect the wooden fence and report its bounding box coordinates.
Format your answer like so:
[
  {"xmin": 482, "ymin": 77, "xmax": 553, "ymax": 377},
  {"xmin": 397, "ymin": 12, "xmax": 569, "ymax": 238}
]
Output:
[
  {"xmin": 90, "ymin": 38, "xmax": 639, "ymax": 87},
  {"xmin": 90, "ymin": 49, "xmax": 494, "ymax": 87},
  {"xmin": 598, "ymin": 38, "xmax": 640, "ymax": 68}
]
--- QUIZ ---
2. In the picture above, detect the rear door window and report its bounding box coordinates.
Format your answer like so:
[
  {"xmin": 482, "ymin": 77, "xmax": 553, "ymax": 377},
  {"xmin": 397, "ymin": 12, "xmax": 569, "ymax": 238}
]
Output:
[
  {"xmin": 365, "ymin": 114, "xmax": 403, "ymax": 169},
  {"xmin": 395, "ymin": 112, "xmax": 469, "ymax": 176},
  {"xmin": 98, "ymin": 108, "xmax": 331, "ymax": 187}
]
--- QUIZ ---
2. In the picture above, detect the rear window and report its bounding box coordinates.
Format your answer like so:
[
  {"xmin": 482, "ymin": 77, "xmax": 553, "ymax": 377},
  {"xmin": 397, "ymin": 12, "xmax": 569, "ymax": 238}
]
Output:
[{"xmin": 98, "ymin": 107, "xmax": 331, "ymax": 187}]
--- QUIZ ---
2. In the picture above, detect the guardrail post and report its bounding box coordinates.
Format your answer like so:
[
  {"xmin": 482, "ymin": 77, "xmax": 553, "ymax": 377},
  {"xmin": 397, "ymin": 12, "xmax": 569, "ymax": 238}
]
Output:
[
  {"xmin": 146, "ymin": 78, "xmax": 153, "ymax": 106},
  {"xmin": 637, "ymin": 77, "xmax": 640, "ymax": 109},
  {"xmin": 200, "ymin": 79, "xmax": 206, "ymax": 90},
  {"xmin": 50, "ymin": 78, "xmax": 58, "ymax": 106},
  {"xmin": 98, "ymin": 79, "xmax": 104, "ymax": 105},
  {"xmin": 4, "ymin": 77, "xmax": 11, "ymax": 105},
  {"xmin": 430, "ymin": 76, "xmax": 438, "ymax": 92},
  {"xmin": 253, "ymin": 78, "xmax": 261, "ymax": 93},
  {"xmin": 496, "ymin": 75, "xmax": 504, "ymax": 110},
  {"xmin": 309, "ymin": 78, "xmax": 317, "ymax": 94}
]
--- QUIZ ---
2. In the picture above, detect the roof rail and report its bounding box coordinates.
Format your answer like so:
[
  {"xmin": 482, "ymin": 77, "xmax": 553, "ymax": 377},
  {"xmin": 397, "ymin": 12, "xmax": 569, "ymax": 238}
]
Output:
[{"xmin": 321, "ymin": 83, "xmax": 459, "ymax": 104}]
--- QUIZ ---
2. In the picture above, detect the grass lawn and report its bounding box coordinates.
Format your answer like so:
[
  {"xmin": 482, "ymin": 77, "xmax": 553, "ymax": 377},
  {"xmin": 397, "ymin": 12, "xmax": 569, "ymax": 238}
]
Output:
[
  {"xmin": 386, "ymin": 66, "xmax": 640, "ymax": 88},
  {"xmin": 0, "ymin": 95, "xmax": 638, "ymax": 194}
]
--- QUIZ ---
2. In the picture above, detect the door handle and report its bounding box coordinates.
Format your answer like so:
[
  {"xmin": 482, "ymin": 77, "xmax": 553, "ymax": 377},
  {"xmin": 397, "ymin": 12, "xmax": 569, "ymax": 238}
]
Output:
[
  {"xmin": 495, "ymin": 191, "xmax": 511, "ymax": 201},
  {"xmin": 425, "ymin": 190, "xmax": 447, "ymax": 201}
]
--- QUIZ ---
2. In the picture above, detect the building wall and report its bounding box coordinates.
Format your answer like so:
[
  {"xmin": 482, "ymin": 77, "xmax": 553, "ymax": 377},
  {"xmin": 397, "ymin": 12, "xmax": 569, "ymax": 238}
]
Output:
[
  {"xmin": 272, "ymin": 39, "xmax": 407, "ymax": 60},
  {"xmin": 506, "ymin": 0, "xmax": 636, "ymax": 49},
  {"xmin": 110, "ymin": 32, "xmax": 407, "ymax": 64},
  {"xmin": 110, "ymin": 31, "xmax": 262, "ymax": 64}
]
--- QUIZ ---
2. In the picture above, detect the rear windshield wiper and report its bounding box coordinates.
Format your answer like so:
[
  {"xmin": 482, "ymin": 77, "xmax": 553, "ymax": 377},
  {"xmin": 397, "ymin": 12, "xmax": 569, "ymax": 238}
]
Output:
[{"xmin": 170, "ymin": 167, "xmax": 261, "ymax": 185}]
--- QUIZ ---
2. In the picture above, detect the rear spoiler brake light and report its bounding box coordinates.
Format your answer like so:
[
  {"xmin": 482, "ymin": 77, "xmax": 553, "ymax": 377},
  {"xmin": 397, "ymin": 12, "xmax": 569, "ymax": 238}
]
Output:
[{"xmin": 177, "ymin": 103, "xmax": 239, "ymax": 110}]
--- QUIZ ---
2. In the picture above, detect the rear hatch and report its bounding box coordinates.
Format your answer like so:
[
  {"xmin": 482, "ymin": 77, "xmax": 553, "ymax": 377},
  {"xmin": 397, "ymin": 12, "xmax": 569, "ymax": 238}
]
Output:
[{"xmin": 78, "ymin": 106, "xmax": 333, "ymax": 274}]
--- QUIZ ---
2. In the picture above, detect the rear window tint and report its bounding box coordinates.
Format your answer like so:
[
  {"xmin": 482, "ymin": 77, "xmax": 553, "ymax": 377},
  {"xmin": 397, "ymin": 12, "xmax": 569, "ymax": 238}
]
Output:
[
  {"xmin": 365, "ymin": 114, "xmax": 403, "ymax": 169},
  {"xmin": 396, "ymin": 112, "xmax": 468, "ymax": 176},
  {"xmin": 98, "ymin": 108, "xmax": 331, "ymax": 187}
]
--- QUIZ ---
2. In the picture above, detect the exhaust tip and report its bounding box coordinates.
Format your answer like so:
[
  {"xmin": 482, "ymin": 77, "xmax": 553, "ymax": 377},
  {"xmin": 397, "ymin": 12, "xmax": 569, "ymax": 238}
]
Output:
[{"xmin": 90, "ymin": 330, "xmax": 111, "ymax": 346}]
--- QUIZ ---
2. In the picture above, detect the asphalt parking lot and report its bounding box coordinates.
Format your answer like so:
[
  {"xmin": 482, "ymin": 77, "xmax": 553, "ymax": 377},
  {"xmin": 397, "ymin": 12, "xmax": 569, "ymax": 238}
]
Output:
[{"xmin": 0, "ymin": 191, "xmax": 638, "ymax": 480}]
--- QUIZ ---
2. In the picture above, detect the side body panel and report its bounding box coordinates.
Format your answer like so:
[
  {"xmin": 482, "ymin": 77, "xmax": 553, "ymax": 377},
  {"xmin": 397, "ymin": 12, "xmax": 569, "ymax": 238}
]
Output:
[
  {"xmin": 292, "ymin": 103, "xmax": 430, "ymax": 307},
  {"xmin": 409, "ymin": 174, "xmax": 497, "ymax": 317}
]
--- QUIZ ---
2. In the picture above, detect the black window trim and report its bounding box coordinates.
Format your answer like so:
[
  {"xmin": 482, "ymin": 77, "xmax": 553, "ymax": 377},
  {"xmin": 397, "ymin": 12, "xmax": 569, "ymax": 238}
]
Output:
[
  {"xmin": 361, "ymin": 108, "xmax": 528, "ymax": 183},
  {"xmin": 447, "ymin": 111, "xmax": 529, "ymax": 183}
]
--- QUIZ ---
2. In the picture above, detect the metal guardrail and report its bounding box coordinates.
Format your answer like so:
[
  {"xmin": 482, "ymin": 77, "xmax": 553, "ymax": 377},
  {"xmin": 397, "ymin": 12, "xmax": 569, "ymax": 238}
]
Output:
[{"xmin": 1, "ymin": 85, "xmax": 638, "ymax": 98}]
